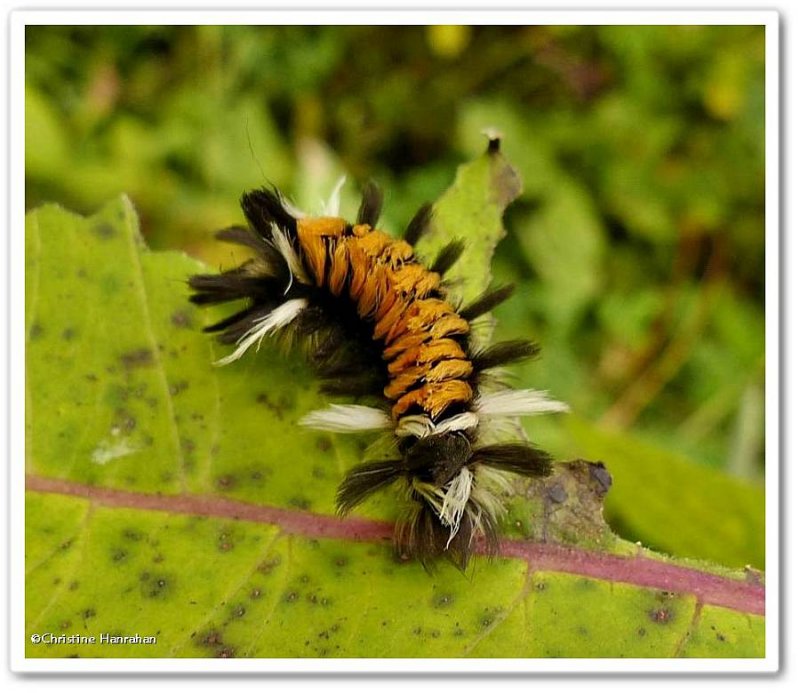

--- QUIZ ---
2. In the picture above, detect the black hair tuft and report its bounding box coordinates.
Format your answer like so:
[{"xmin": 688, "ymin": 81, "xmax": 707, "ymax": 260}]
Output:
[
  {"xmin": 241, "ymin": 187, "xmax": 298, "ymax": 237},
  {"xmin": 356, "ymin": 180, "xmax": 384, "ymax": 227},
  {"xmin": 471, "ymin": 339, "xmax": 540, "ymax": 372},
  {"xmin": 336, "ymin": 460, "xmax": 403, "ymax": 515},
  {"xmin": 402, "ymin": 203, "xmax": 433, "ymax": 246},
  {"xmin": 461, "ymin": 284, "xmax": 515, "ymax": 321},
  {"xmin": 430, "ymin": 240, "xmax": 466, "ymax": 276},
  {"xmin": 470, "ymin": 443, "xmax": 552, "ymax": 477}
]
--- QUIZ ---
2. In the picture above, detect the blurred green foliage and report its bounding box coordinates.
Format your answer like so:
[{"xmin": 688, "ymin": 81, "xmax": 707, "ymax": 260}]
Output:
[{"xmin": 25, "ymin": 25, "xmax": 766, "ymax": 567}]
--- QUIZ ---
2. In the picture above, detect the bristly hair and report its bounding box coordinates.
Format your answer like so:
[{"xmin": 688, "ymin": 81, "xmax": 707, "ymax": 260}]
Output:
[
  {"xmin": 430, "ymin": 240, "xmax": 466, "ymax": 276},
  {"xmin": 402, "ymin": 203, "xmax": 433, "ymax": 246},
  {"xmin": 357, "ymin": 180, "xmax": 384, "ymax": 227},
  {"xmin": 189, "ymin": 175, "xmax": 568, "ymax": 570},
  {"xmin": 460, "ymin": 284, "xmax": 515, "ymax": 321},
  {"xmin": 471, "ymin": 339, "xmax": 541, "ymax": 373}
]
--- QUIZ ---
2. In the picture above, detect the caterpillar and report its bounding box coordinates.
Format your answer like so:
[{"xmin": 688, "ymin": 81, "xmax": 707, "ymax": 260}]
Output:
[{"xmin": 189, "ymin": 176, "xmax": 568, "ymax": 569}]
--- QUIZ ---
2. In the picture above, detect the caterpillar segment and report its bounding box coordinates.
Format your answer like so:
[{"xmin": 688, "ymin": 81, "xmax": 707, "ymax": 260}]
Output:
[
  {"xmin": 294, "ymin": 216, "xmax": 475, "ymax": 424},
  {"xmin": 189, "ymin": 182, "xmax": 568, "ymax": 568}
]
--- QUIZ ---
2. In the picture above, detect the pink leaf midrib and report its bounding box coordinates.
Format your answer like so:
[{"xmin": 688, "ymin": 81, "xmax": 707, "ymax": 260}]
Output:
[{"xmin": 25, "ymin": 474, "xmax": 765, "ymax": 616}]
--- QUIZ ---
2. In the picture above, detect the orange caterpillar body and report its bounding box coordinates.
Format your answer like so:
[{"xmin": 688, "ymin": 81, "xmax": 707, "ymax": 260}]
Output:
[
  {"xmin": 190, "ymin": 177, "xmax": 567, "ymax": 568},
  {"xmin": 297, "ymin": 217, "xmax": 472, "ymax": 421}
]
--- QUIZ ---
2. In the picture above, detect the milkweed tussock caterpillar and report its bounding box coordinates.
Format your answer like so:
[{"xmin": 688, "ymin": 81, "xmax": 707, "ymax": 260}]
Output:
[{"xmin": 189, "ymin": 173, "xmax": 569, "ymax": 569}]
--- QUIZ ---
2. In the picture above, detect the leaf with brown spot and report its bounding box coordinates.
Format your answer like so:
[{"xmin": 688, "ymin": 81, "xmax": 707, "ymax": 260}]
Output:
[{"xmin": 23, "ymin": 150, "xmax": 765, "ymax": 661}]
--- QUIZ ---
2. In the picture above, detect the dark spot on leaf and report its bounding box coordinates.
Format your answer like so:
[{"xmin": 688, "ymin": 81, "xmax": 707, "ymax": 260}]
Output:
[
  {"xmin": 258, "ymin": 557, "xmax": 281, "ymax": 574},
  {"xmin": 588, "ymin": 462, "xmax": 612, "ymax": 494},
  {"xmin": 412, "ymin": 626, "xmax": 422, "ymax": 636},
  {"xmin": 216, "ymin": 475, "xmax": 236, "ymax": 490},
  {"xmin": 123, "ymin": 529, "xmax": 143, "ymax": 541},
  {"xmin": 231, "ymin": 604, "xmax": 246, "ymax": 618},
  {"xmin": 29, "ymin": 323, "xmax": 44, "ymax": 339},
  {"xmin": 200, "ymin": 630, "xmax": 223, "ymax": 647},
  {"xmin": 479, "ymin": 607, "xmax": 503, "ymax": 631},
  {"xmin": 68, "ymin": 580, "xmax": 79, "ymax": 591},
  {"xmin": 93, "ymin": 222, "xmax": 115, "ymax": 239},
  {"xmin": 217, "ymin": 532, "xmax": 234, "ymax": 552},
  {"xmin": 649, "ymin": 608, "xmax": 673, "ymax": 624},
  {"xmin": 637, "ymin": 627, "xmax": 647, "ymax": 637},
  {"xmin": 60, "ymin": 539, "xmax": 73, "ymax": 551},
  {"xmin": 284, "ymin": 591, "xmax": 298, "ymax": 603},
  {"xmin": 120, "ymin": 348, "xmax": 154, "ymax": 369},
  {"xmin": 250, "ymin": 588, "xmax": 262, "ymax": 600},
  {"xmin": 452, "ymin": 627, "xmax": 465, "ymax": 637},
  {"xmin": 140, "ymin": 574, "xmax": 172, "ymax": 599},
  {"xmin": 547, "ymin": 483, "xmax": 568, "ymax": 503},
  {"xmin": 256, "ymin": 393, "xmax": 281, "ymax": 418},
  {"xmin": 430, "ymin": 629, "xmax": 440, "ymax": 639},
  {"xmin": 299, "ymin": 574, "xmax": 310, "ymax": 584},
  {"xmin": 111, "ymin": 549, "xmax": 127, "ymax": 563},
  {"xmin": 171, "ymin": 309, "xmax": 192, "ymax": 329},
  {"xmin": 288, "ymin": 496, "xmax": 310, "ymax": 510},
  {"xmin": 60, "ymin": 620, "xmax": 72, "ymax": 629},
  {"xmin": 433, "ymin": 593, "xmax": 454, "ymax": 608},
  {"xmin": 535, "ymin": 581, "xmax": 547, "ymax": 592},
  {"xmin": 114, "ymin": 409, "xmax": 136, "ymax": 433},
  {"xmin": 83, "ymin": 608, "xmax": 96, "ymax": 619},
  {"xmin": 61, "ymin": 327, "xmax": 76, "ymax": 341},
  {"xmin": 316, "ymin": 437, "xmax": 332, "ymax": 453},
  {"xmin": 84, "ymin": 373, "xmax": 98, "ymax": 382},
  {"xmin": 333, "ymin": 556, "xmax": 349, "ymax": 568},
  {"xmin": 170, "ymin": 381, "xmax": 189, "ymax": 396},
  {"xmin": 312, "ymin": 465, "xmax": 327, "ymax": 479},
  {"xmin": 716, "ymin": 632, "xmax": 726, "ymax": 642},
  {"xmin": 216, "ymin": 647, "xmax": 235, "ymax": 658},
  {"xmin": 152, "ymin": 553, "xmax": 164, "ymax": 563}
]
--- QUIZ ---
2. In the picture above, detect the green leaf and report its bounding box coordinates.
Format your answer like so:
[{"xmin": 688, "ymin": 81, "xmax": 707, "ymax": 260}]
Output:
[
  {"xmin": 564, "ymin": 416, "xmax": 766, "ymax": 570},
  {"xmin": 417, "ymin": 139, "xmax": 522, "ymax": 308},
  {"xmin": 25, "ymin": 154, "xmax": 764, "ymax": 659}
]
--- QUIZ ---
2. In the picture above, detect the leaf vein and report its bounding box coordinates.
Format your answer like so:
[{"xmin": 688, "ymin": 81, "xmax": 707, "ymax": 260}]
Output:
[
  {"xmin": 122, "ymin": 200, "xmax": 188, "ymax": 492},
  {"xmin": 27, "ymin": 503, "xmax": 95, "ymax": 633}
]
